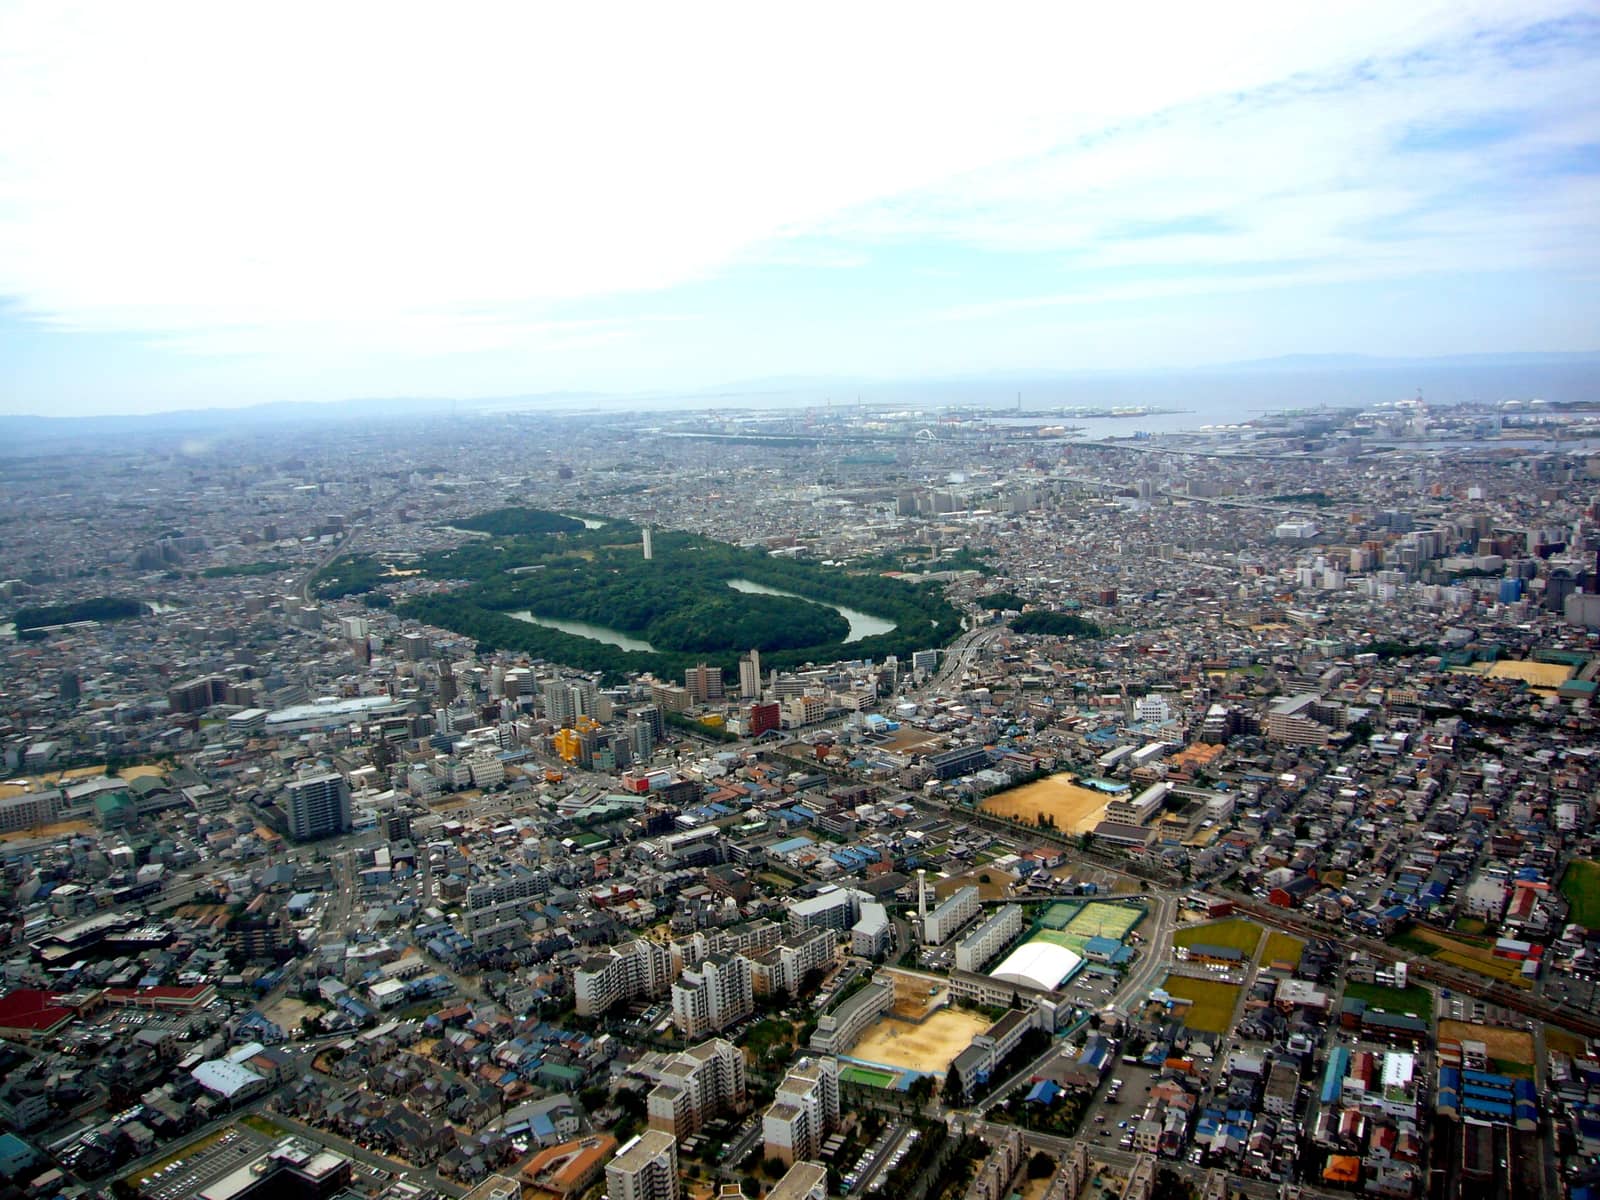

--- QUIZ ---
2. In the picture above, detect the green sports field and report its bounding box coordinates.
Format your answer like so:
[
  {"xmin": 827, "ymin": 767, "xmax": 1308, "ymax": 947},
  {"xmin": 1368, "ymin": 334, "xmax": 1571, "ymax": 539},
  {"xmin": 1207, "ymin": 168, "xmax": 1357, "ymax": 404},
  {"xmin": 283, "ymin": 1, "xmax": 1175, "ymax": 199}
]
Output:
[{"xmin": 840, "ymin": 1065, "xmax": 898, "ymax": 1088}]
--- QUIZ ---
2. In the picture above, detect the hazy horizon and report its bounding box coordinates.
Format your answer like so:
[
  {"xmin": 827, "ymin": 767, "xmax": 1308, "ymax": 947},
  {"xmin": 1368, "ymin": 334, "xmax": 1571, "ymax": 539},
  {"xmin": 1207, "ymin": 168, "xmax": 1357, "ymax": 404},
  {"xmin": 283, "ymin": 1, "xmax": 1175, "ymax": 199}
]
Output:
[{"xmin": 2, "ymin": 3, "xmax": 1597, "ymax": 416}]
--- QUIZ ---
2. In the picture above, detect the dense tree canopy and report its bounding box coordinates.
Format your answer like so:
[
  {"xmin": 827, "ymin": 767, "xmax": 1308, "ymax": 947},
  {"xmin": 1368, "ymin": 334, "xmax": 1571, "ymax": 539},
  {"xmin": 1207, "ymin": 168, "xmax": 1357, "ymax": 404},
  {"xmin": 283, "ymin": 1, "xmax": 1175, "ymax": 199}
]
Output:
[
  {"xmin": 14, "ymin": 596, "xmax": 146, "ymax": 630},
  {"xmin": 395, "ymin": 508, "xmax": 962, "ymax": 683},
  {"xmin": 449, "ymin": 507, "xmax": 587, "ymax": 536},
  {"xmin": 1010, "ymin": 610, "xmax": 1103, "ymax": 638}
]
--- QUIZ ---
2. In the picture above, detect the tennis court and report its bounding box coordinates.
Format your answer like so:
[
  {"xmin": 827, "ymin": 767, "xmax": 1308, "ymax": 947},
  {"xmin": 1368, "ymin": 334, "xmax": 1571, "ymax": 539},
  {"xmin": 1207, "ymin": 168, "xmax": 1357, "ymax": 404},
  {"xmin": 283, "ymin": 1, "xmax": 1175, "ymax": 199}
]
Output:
[
  {"xmin": 1064, "ymin": 901, "xmax": 1143, "ymax": 941},
  {"xmin": 1039, "ymin": 901, "xmax": 1082, "ymax": 930}
]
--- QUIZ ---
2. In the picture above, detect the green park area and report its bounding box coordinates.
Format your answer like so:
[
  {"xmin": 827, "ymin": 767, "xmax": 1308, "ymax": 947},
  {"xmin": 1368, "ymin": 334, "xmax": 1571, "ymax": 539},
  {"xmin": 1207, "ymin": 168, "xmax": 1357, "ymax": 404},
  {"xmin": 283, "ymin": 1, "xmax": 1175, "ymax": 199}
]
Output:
[
  {"xmin": 1342, "ymin": 980, "xmax": 1434, "ymax": 1022},
  {"xmin": 316, "ymin": 508, "xmax": 961, "ymax": 683},
  {"xmin": 1561, "ymin": 860, "xmax": 1600, "ymax": 928}
]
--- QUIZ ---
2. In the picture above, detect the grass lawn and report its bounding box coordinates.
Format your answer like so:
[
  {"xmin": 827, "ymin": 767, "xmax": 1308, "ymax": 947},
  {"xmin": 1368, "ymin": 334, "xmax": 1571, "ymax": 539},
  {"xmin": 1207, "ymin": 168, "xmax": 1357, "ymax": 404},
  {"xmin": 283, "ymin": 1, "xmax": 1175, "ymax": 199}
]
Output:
[
  {"xmin": 1343, "ymin": 980, "xmax": 1433, "ymax": 1022},
  {"xmin": 840, "ymin": 1065, "xmax": 898, "ymax": 1088},
  {"xmin": 1173, "ymin": 918, "xmax": 1263, "ymax": 958},
  {"xmin": 239, "ymin": 1114, "xmax": 288, "ymax": 1139},
  {"xmin": 1561, "ymin": 860, "xmax": 1600, "ymax": 928},
  {"xmin": 1261, "ymin": 930, "xmax": 1306, "ymax": 970},
  {"xmin": 1160, "ymin": 975, "xmax": 1242, "ymax": 1035}
]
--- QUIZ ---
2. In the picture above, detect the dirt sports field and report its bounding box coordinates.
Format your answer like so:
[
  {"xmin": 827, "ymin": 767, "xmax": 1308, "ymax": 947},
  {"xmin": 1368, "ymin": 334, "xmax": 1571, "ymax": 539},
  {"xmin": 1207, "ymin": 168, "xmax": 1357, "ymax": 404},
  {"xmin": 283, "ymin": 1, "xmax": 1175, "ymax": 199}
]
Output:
[
  {"xmin": 1437, "ymin": 1019, "xmax": 1535, "ymax": 1065},
  {"xmin": 981, "ymin": 774, "xmax": 1115, "ymax": 833},
  {"xmin": 850, "ymin": 1008, "xmax": 990, "ymax": 1074}
]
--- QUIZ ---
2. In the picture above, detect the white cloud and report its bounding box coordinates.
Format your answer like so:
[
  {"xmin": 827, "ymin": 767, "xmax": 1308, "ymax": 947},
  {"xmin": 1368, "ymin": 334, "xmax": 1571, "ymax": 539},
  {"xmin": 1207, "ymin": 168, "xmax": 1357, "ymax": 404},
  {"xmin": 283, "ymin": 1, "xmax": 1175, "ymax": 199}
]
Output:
[{"xmin": 0, "ymin": 0, "xmax": 1592, "ymax": 356}]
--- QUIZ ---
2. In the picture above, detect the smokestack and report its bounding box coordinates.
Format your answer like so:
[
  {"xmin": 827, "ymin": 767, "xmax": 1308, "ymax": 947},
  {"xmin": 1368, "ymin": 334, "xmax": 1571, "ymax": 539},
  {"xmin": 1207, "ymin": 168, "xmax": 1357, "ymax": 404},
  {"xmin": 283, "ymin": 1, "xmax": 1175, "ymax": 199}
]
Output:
[{"xmin": 917, "ymin": 869, "xmax": 928, "ymax": 920}]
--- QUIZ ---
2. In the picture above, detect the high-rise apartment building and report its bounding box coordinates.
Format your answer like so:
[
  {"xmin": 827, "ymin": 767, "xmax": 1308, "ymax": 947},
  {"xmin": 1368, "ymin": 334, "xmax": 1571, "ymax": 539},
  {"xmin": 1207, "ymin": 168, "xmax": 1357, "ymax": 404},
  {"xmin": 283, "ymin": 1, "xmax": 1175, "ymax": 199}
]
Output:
[
  {"xmin": 606, "ymin": 1130, "xmax": 678, "ymax": 1200},
  {"xmin": 284, "ymin": 773, "xmax": 351, "ymax": 842},
  {"xmin": 646, "ymin": 1037, "xmax": 747, "ymax": 1141},
  {"xmin": 670, "ymin": 953, "xmax": 753, "ymax": 1037},
  {"xmin": 738, "ymin": 649, "xmax": 762, "ymax": 700},
  {"xmin": 574, "ymin": 939, "xmax": 675, "ymax": 1017},
  {"xmin": 684, "ymin": 665, "xmax": 724, "ymax": 704},
  {"xmin": 762, "ymin": 1058, "xmax": 839, "ymax": 1165},
  {"xmin": 542, "ymin": 678, "xmax": 574, "ymax": 725}
]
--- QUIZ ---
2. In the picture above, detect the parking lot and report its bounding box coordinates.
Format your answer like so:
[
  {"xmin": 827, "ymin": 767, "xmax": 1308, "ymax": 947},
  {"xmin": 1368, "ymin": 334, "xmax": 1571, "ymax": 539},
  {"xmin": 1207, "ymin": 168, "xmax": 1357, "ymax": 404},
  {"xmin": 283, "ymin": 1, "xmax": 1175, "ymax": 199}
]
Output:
[
  {"xmin": 134, "ymin": 1126, "xmax": 274, "ymax": 1200},
  {"xmin": 1080, "ymin": 1063, "xmax": 1162, "ymax": 1149}
]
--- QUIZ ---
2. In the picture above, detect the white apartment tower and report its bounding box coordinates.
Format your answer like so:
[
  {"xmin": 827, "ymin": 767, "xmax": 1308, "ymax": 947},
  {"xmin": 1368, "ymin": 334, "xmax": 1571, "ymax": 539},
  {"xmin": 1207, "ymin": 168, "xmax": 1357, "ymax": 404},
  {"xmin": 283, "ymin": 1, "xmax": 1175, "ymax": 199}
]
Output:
[
  {"xmin": 671, "ymin": 953, "xmax": 754, "ymax": 1037},
  {"xmin": 739, "ymin": 649, "xmax": 763, "ymax": 700},
  {"xmin": 606, "ymin": 1130, "xmax": 678, "ymax": 1200},
  {"xmin": 574, "ymin": 939, "xmax": 675, "ymax": 1017}
]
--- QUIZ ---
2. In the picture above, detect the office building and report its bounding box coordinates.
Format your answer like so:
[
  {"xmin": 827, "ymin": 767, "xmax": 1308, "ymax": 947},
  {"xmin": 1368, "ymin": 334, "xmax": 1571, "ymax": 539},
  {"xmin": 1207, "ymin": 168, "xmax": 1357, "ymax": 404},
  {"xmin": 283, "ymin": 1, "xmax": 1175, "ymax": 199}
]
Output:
[
  {"xmin": 647, "ymin": 1037, "xmax": 747, "ymax": 1141},
  {"xmin": 284, "ymin": 774, "xmax": 351, "ymax": 842},
  {"xmin": 198, "ymin": 1136, "xmax": 351, "ymax": 1200},
  {"xmin": 763, "ymin": 1058, "xmax": 839, "ymax": 1165},
  {"xmin": 606, "ymin": 1130, "xmax": 678, "ymax": 1200},
  {"xmin": 671, "ymin": 953, "xmax": 753, "ymax": 1037}
]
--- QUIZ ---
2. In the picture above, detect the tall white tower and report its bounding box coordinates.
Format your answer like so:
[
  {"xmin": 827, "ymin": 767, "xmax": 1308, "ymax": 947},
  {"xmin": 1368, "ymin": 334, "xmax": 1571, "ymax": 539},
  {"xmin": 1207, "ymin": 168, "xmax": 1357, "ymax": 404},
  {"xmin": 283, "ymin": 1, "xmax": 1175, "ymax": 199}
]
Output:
[
  {"xmin": 642, "ymin": 526, "xmax": 654, "ymax": 560},
  {"xmin": 917, "ymin": 869, "xmax": 928, "ymax": 920}
]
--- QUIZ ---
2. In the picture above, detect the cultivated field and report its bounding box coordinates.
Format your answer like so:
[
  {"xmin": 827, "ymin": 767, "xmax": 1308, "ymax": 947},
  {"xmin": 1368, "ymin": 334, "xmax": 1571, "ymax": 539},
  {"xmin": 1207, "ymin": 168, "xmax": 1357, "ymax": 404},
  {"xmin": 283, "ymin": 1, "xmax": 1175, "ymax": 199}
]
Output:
[
  {"xmin": 850, "ymin": 1008, "xmax": 990, "ymax": 1073},
  {"xmin": 1262, "ymin": 931, "xmax": 1307, "ymax": 970},
  {"xmin": 1393, "ymin": 927, "xmax": 1532, "ymax": 988},
  {"xmin": 1160, "ymin": 974, "xmax": 1242, "ymax": 1035},
  {"xmin": 981, "ymin": 775, "xmax": 1114, "ymax": 833}
]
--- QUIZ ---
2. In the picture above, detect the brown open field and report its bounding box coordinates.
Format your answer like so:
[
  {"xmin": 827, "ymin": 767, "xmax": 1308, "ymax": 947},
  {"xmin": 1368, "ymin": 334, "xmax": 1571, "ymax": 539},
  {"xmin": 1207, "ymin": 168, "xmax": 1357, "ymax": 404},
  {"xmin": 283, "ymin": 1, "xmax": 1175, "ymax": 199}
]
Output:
[
  {"xmin": 1487, "ymin": 660, "xmax": 1574, "ymax": 690},
  {"xmin": 981, "ymin": 774, "xmax": 1115, "ymax": 833},
  {"xmin": 881, "ymin": 727, "xmax": 943, "ymax": 753},
  {"xmin": 850, "ymin": 1008, "xmax": 989, "ymax": 1073},
  {"xmin": 1438, "ymin": 1019, "xmax": 1535, "ymax": 1065},
  {"xmin": 0, "ymin": 819, "xmax": 94, "ymax": 843},
  {"xmin": 937, "ymin": 867, "xmax": 1020, "ymax": 902},
  {"xmin": 262, "ymin": 996, "xmax": 321, "ymax": 1035}
]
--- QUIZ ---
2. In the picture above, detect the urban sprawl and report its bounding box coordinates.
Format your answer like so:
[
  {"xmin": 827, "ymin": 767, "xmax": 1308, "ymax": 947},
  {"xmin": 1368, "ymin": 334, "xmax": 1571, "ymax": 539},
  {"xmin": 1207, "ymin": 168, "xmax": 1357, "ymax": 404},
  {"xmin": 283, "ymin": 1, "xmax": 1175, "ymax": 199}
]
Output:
[{"xmin": 3, "ymin": 398, "xmax": 1600, "ymax": 1200}]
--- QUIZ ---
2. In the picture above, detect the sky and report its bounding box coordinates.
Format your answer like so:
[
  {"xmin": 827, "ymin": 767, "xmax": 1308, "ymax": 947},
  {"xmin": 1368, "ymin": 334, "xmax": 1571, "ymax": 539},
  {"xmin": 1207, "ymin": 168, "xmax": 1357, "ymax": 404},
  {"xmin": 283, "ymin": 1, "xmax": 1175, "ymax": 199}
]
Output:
[{"xmin": 1, "ymin": 1, "xmax": 1597, "ymax": 416}]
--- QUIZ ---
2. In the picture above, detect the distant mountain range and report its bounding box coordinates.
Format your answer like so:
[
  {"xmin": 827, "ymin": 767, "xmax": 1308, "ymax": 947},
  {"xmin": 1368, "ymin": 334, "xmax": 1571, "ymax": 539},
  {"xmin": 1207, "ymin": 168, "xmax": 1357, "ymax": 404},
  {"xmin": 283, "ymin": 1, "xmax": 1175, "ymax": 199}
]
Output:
[{"xmin": 1216, "ymin": 351, "xmax": 1600, "ymax": 371}]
